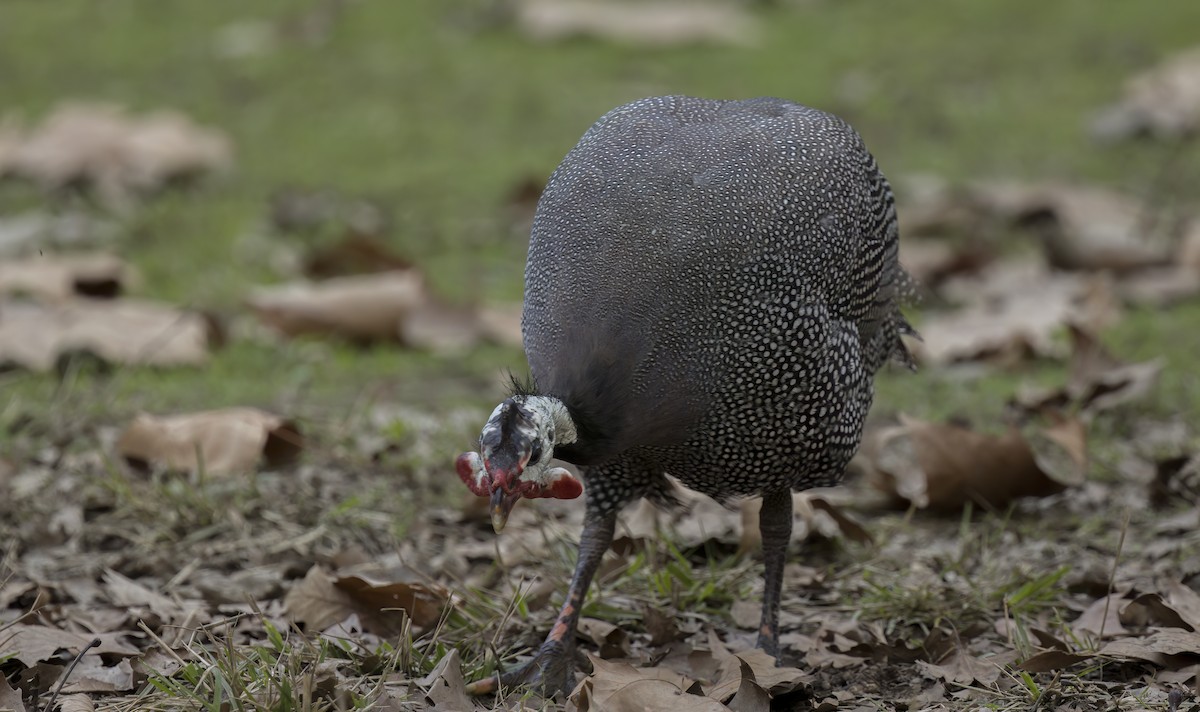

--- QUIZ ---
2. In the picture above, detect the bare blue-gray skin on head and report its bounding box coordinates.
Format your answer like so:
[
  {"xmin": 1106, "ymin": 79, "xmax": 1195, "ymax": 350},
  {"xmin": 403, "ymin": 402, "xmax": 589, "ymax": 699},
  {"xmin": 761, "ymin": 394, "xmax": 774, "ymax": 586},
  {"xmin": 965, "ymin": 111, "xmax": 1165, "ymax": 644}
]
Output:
[{"xmin": 457, "ymin": 95, "xmax": 913, "ymax": 697}]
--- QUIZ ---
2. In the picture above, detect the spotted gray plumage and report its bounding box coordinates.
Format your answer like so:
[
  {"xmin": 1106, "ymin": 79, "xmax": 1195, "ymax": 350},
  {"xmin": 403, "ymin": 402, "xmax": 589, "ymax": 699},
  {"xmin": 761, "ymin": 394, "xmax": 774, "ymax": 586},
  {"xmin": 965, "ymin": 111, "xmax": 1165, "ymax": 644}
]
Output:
[
  {"xmin": 464, "ymin": 95, "xmax": 911, "ymax": 697},
  {"xmin": 527, "ymin": 95, "xmax": 910, "ymax": 512}
]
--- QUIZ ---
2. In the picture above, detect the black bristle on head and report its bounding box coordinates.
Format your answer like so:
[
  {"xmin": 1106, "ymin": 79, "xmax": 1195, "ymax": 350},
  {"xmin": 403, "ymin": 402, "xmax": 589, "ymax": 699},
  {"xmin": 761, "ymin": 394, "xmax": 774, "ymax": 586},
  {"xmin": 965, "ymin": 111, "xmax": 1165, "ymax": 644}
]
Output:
[{"xmin": 505, "ymin": 371, "xmax": 539, "ymax": 399}]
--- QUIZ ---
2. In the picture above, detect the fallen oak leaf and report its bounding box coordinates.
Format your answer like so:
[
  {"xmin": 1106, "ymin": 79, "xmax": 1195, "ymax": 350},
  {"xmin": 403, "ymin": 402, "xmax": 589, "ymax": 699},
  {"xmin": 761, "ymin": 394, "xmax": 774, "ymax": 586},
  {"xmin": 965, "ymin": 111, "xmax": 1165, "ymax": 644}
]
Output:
[
  {"xmin": 514, "ymin": 0, "xmax": 758, "ymax": 47},
  {"xmin": 1120, "ymin": 592, "xmax": 1194, "ymax": 631},
  {"xmin": 916, "ymin": 647, "xmax": 1009, "ymax": 686},
  {"xmin": 1018, "ymin": 649, "xmax": 1095, "ymax": 673},
  {"xmin": 416, "ymin": 648, "xmax": 471, "ymax": 711},
  {"xmin": 573, "ymin": 656, "xmax": 722, "ymax": 712},
  {"xmin": 866, "ymin": 413, "xmax": 1085, "ymax": 512},
  {"xmin": 4, "ymin": 103, "xmax": 231, "ymax": 202},
  {"xmin": 916, "ymin": 260, "xmax": 1117, "ymax": 365},
  {"xmin": 57, "ymin": 657, "xmax": 135, "ymax": 694},
  {"xmin": 0, "ymin": 675, "xmax": 26, "ymax": 712},
  {"xmin": 1090, "ymin": 46, "xmax": 1200, "ymax": 141},
  {"xmin": 0, "ymin": 624, "xmax": 139, "ymax": 667},
  {"xmin": 1100, "ymin": 629, "xmax": 1200, "ymax": 665},
  {"xmin": 116, "ymin": 407, "xmax": 302, "ymax": 475},
  {"xmin": 0, "ymin": 253, "xmax": 133, "ymax": 302},
  {"xmin": 1167, "ymin": 580, "xmax": 1200, "ymax": 630},
  {"xmin": 0, "ymin": 298, "xmax": 214, "ymax": 372},
  {"xmin": 246, "ymin": 270, "xmax": 424, "ymax": 341},
  {"xmin": 578, "ymin": 617, "xmax": 631, "ymax": 659},
  {"xmin": 284, "ymin": 565, "xmax": 452, "ymax": 635}
]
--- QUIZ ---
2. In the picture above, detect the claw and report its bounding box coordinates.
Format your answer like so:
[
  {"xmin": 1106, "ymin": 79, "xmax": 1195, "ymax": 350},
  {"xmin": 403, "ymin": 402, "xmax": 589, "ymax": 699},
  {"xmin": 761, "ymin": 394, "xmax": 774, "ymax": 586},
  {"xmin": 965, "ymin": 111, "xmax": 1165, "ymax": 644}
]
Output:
[{"xmin": 465, "ymin": 641, "xmax": 574, "ymax": 698}]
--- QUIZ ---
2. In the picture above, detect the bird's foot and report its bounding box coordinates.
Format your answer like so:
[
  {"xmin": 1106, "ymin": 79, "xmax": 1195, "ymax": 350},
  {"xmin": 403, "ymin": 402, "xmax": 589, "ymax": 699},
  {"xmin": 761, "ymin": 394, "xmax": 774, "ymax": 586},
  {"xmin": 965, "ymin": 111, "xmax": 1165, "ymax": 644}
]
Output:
[
  {"xmin": 464, "ymin": 640, "xmax": 575, "ymax": 699},
  {"xmin": 756, "ymin": 623, "xmax": 781, "ymax": 662}
]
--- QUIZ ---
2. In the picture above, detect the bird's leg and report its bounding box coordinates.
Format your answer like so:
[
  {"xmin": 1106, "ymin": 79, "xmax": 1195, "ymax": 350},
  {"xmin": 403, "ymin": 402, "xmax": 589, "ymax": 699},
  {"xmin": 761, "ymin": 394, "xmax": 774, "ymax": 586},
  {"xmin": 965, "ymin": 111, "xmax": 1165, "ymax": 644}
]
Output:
[
  {"xmin": 756, "ymin": 489, "xmax": 793, "ymax": 658},
  {"xmin": 466, "ymin": 508, "xmax": 618, "ymax": 698}
]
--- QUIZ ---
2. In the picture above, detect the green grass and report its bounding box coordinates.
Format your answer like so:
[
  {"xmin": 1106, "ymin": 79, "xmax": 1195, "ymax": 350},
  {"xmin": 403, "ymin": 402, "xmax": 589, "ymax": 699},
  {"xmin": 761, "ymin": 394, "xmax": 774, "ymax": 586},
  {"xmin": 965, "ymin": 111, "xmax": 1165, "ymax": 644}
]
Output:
[
  {"xmin": 3, "ymin": 5, "xmax": 1200, "ymax": 708},
  {"xmin": 4, "ymin": 0, "xmax": 1200, "ymax": 426}
]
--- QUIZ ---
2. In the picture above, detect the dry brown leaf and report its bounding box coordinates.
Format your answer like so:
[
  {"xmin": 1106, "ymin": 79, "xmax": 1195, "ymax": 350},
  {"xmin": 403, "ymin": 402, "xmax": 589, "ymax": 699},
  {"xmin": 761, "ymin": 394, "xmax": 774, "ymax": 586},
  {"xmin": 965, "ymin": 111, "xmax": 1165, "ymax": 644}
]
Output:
[
  {"xmin": 515, "ymin": 0, "xmax": 757, "ymax": 47},
  {"xmin": 917, "ymin": 260, "xmax": 1116, "ymax": 365},
  {"xmin": 1013, "ymin": 326, "xmax": 1163, "ymax": 416},
  {"xmin": 1121, "ymin": 593, "xmax": 1193, "ymax": 631},
  {"xmin": 1167, "ymin": 581, "xmax": 1200, "ymax": 631},
  {"xmin": 0, "ymin": 624, "xmax": 139, "ymax": 667},
  {"xmin": 0, "ymin": 676, "xmax": 26, "ymax": 712},
  {"xmin": 398, "ymin": 300, "xmax": 484, "ymax": 353},
  {"xmin": 102, "ymin": 569, "xmax": 190, "ymax": 621},
  {"xmin": 1117, "ymin": 266, "xmax": 1200, "ymax": 307},
  {"xmin": 246, "ymin": 270, "xmax": 424, "ymax": 341},
  {"xmin": 302, "ymin": 232, "xmax": 411, "ymax": 280},
  {"xmin": 2, "ymin": 103, "xmax": 231, "ymax": 204},
  {"xmin": 898, "ymin": 238, "xmax": 995, "ymax": 291},
  {"xmin": 0, "ymin": 254, "xmax": 132, "ymax": 302},
  {"xmin": 284, "ymin": 565, "xmax": 451, "ymax": 635},
  {"xmin": 733, "ymin": 649, "xmax": 810, "ymax": 695},
  {"xmin": 416, "ymin": 648, "xmax": 471, "ymax": 711},
  {"xmin": 866, "ymin": 414, "xmax": 1085, "ymax": 512},
  {"xmin": 1091, "ymin": 46, "xmax": 1200, "ymax": 141},
  {"xmin": 1073, "ymin": 594, "xmax": 1130, "ymax": 640},
  {"xmin": 725, "ymin": 675, "xmax": 771, "ymax": 712},
  {"xmin": 1100, "ymin": 629, "xmax": 1200, "ymax": 664},
  {"xmin": 1018, "ymin": 649, "xmax": 1094, "ymax": 673},
  {"xmin": 578, "ymin": 618, "xmax": 631, "ymax": 659},
  {"xmin": 573, "ymin": 656, "xmax": 725, "ymax": 712},
  {"xmin": 58, "ymin": 657, "xmax": 135, "ymax": 694},
  {"xmin": 916, "ymin": 648, "xmax": 1005, "ymax": 686},
  {"xmin": 0, "ymin": 298, "xmax": 213, "ymax": 372},
  {"xmin": 116, "ymin": 407, "xmax": 302, "ymax": 475}
]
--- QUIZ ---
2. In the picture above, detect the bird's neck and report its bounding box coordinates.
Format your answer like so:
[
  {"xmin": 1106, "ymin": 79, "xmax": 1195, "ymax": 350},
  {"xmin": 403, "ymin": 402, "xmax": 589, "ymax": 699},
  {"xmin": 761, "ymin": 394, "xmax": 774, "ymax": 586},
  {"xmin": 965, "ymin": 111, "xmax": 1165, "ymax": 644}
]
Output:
[{"xmin": 522, "ymin": 395, "xmax": 578, "ymax": 446}]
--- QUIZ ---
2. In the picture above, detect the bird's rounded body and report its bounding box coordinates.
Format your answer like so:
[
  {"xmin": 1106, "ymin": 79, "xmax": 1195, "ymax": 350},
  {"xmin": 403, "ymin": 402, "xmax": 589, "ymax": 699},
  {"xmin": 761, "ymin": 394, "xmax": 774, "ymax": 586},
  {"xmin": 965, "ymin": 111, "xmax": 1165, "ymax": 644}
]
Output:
[
  {"xmin": 523, "ymin": 96, "xmax": 909, "ymax": 512},
  {"xmin": 460, "ymin": 96, "xmax": 910, "ymax": 697}
]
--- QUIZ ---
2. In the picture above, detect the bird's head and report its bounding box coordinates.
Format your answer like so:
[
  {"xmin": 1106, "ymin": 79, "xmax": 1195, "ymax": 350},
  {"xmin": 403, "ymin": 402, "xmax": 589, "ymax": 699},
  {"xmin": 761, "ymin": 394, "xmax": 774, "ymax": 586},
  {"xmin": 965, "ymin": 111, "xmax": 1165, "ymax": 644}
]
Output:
[{"xmin": 456, "ymin": 396, "xmax": 582, "ymax": 533}]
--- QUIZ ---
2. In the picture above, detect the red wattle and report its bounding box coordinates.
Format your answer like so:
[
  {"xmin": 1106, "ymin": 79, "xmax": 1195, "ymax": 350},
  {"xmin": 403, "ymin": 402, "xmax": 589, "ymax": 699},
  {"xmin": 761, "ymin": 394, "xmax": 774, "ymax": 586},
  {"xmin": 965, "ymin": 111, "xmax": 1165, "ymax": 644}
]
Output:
[
  {"xmin": 456, "ymin": 452, "xmax": 491, "ymax": 496},
  {"xmin": 541, "ymin": 474, "xmax": 583, "ymax": 500}
]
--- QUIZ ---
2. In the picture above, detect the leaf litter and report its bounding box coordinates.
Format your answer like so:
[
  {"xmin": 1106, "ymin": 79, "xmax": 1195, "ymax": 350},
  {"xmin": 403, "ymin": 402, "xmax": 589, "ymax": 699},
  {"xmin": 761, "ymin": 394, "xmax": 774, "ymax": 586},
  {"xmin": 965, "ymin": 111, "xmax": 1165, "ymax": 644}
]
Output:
[{"xmin": 4, "ymin": 66, "xmax": 1200, "ymax": 712}]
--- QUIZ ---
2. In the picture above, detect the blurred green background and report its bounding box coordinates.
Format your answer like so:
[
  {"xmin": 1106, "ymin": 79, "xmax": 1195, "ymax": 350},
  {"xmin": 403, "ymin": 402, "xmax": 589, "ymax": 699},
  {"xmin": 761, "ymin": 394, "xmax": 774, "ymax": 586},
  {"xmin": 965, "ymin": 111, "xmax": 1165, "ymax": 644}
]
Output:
[{"xmin": 3, "ymin": 0, "xmax": 1199, "ymax": 436}]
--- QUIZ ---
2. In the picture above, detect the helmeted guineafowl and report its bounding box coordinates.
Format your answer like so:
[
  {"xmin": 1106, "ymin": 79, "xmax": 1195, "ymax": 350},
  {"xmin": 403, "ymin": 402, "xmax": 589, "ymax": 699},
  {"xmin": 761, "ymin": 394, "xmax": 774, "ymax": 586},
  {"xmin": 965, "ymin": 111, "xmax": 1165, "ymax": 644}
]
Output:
[{"xmin": 456, "ymin": 95, "xmax": 913, "ymax": 697}]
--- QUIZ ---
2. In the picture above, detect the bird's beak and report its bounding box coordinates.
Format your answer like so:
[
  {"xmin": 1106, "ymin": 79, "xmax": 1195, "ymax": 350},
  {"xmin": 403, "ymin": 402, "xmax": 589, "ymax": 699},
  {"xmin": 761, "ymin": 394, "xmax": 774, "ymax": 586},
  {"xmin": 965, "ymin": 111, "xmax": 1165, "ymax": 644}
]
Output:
[{"xmin": 490, "ymin": 488, "xmax": 520, "ymax": 533}]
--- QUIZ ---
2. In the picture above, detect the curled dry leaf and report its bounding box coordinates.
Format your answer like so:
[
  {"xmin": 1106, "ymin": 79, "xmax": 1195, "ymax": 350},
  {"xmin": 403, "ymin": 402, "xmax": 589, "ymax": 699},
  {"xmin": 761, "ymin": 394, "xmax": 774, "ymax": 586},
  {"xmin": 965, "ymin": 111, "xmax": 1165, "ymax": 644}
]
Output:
[
  {"xmin": 302, "ymin": 232, "xmax": 409, "ymax": 280},
  {"xmin": 116, "ymin": 407, "xmax": 302, "ymax": 475},
  {"xmin": 416, "ymin": 648, "xmax": 471, "ymax": 711},
  {"xmin": 284, "ymin": 565, "xmax": 452, "ymax": 635},
  {"xmin": 1018, "ymin": 649, "xmax": 1094, "ymax": 673},
  {"xmin": 897, "ymin": 237, "xmax": 995, "ymax": 292},
  {"xmin": 916, "ymin": 647, "xmax": 1007, "ymax": 686},
  {"xmin": 865, "ymin": 414, "xmax": 1086, "ymax": 512},
  {"xmin": 917, "ymin": 260, "xmax": 1117, "ymax": 365},
  {"xmin": 0, "ymin": 298, "xmax": 214, "ymax": 372},
  {"xmin": 247, "ymin": 269, "xmax": 523, "ymax": 351},
  {"xmin": 1120, "ymin": 593, "xmax": 1193, "ymax": 631},
  {"xmin": 514, "ymin": 0, "xmax": 758, "ymax": 47},
  {"xmin": 0, "ymin": 102, "xmax": 231, "ymax": 204},
  {"xmin": 573, "ymin": 655, "xmax": 728, "ymax": 712},
  {"xmin": 1091, "ymin": 46, "xmax": 1200, "ymax": 141},
  {"xmin": 578, "ymin": 617, "xmax": 632, "ymax": 659},
  {"xmin": 247, "ymin": 270, "xmax": 424, "ymax": 341},
  {"xmin": 0, "ymin": 253, "xmax": 132, "ymax": 302},
  {"xmin": 1117, "ymin": 266, "xmax": 1200, "ymax": 307},
  {"xmin": 0, "ymin": 676, "xmax": 26, "ymax": 712},
  {"xmin": 58, "ymin": 657, "xmax": 135, "ymax": 694},
  {"xmin": 1100, "ymin": 629, "xmax": 1200, "ymax": 665},
  {"xmin": 0, "ymin": 624, "xmax": 139, "ymax": 667}
]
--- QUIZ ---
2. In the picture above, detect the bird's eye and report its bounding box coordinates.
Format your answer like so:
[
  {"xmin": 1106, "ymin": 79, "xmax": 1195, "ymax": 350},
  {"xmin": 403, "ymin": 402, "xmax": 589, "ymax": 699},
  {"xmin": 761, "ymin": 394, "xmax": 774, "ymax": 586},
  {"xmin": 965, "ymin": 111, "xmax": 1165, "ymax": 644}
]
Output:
[{"xmin": 529, "ymin": 443, "xmax": 544, "ymax": 465}]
